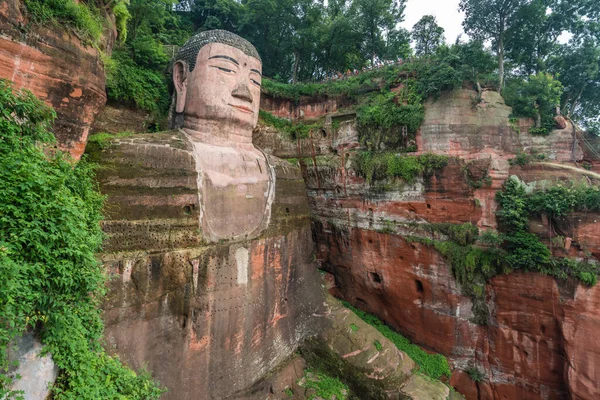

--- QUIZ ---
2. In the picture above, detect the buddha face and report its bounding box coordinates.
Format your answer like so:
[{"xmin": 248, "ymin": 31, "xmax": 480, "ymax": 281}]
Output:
[{"xmin": 174, "ymin": 42, "xmax": 262, "ymax": 131}]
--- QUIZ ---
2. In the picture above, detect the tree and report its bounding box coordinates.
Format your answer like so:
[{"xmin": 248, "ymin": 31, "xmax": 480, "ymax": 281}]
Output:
[
  {"xmin": 552, "ymin": 39, "xmax": 600, "ymax": 120},
  {"xmin": 412, "ymin": 15, "xmax": 445, "ymax": 56},
  {"xmin": 459, "ymin": 0, "xmax": 526, "ymax": 92},
  {"xmin": 354, "ymin": 0, "xmax": 407, "ymax": 66}
]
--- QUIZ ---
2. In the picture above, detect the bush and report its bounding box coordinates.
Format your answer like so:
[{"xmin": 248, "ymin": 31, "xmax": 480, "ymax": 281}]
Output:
[
  {"xmin": 504, "ymin": 73, "xmax": 563, "ymax": 133},
  {"xmin": 105, "ymin": 49, "xmax": 170, "ymax": 113},
  {"xmin": 259, "ymin": 110, "xmax": 323, "ymax": 140},
  {"xmin": 24, "ymin": 0, "xmax": 104, "ymax": 44},
  {"xmin": 353, "ymin": 152, "xmax": 449, "ymax": 184},
  {"xmin": 0, "ymin": 80, "xmax": 162, "ymax": 399}
]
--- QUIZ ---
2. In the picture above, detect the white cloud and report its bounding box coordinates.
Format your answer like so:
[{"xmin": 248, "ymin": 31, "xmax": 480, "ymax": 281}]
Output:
[{"xmin": 401, "ymin": 0, "xmax": 466, "ymax": 44}]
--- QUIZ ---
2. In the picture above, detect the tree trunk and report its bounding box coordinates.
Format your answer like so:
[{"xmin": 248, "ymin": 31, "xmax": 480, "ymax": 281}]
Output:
[
  {"xmin": 292, "ymin": 51, "xmax": 300, "ymax": 83},
  {"xmin": 498, "ymin": 36, "xmax": 505, "ymax": 94},
  {"xmin": 568, "ymin": 85, "xmax": 587, "ymax": 118}
]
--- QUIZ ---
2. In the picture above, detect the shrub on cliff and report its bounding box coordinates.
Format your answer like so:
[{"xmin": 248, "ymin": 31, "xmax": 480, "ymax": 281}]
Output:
[
  {"xmin": 503, "ymin": 73, "xmax": 563, "ymax": 135},
  {"xmin": 0, "ymin": 80, "xmax": 162, "ymax": 399},
  {"xmin": 23, "ymin": 0, "xmax": 131, "ymax": 45},
  {"xmin": 105, "ymin": 49, "xmax": 170, "ymax": 113}
]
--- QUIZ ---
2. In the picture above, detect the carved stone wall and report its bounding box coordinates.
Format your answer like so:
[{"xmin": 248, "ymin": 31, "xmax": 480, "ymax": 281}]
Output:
[{"xmin": 90, "ymin": 132, "xmax": 325, "ymax": 399}]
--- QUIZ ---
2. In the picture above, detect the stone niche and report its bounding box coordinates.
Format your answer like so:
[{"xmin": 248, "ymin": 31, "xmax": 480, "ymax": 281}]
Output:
[{"xmin": 89, "ymin": 132, "xmax": 325, "ymax": 400}]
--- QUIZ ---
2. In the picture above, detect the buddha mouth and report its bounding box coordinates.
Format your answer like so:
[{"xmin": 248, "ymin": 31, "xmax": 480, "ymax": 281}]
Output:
[{"xmin": 229, "ymin": 104, "xmax": 254, "ymax": 114}]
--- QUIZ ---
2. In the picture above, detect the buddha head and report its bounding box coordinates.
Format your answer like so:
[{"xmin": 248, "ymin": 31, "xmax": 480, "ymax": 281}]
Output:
[{"xmin": 173, "ymin": 30, "xmax": 262, "ymax": 140}]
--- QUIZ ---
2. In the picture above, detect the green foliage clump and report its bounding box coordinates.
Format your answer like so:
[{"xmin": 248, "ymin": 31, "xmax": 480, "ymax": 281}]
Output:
[
  {"xmin": 259, "ymin": 110, "xmax": 323, "ymax": 140},
  {"xmin": 23, "ymin": 0, "xmax": 104, "ymax": 44},
  {"xmin": 373, "ymin": 340, "xmax": 383, "ymax": 351},
  {"xmin": 87, "ymin": 131, "xmax": 136, "ymax": 149},
  {"xmin": 262, "ymin": 65, "xmax": 408, "ymax": 102},
  {"xmin": 466, "ymin": 366, "xmax": 486, "ymax": 383},
  {"xmin": 495, "ymin": 176, "xmax": 600, "ymax": 285},
  {"xmin": 23, "ymin": 0, "xmax": 131, "ymax": 45},
  {"xmin": 105, "ymin": 49, "xmax": 170, "ymax": 113},
  {"xmin": 302, "ymin": 370, "xmax": 348, "ymax": 400},
  {"xmin": 356, "ymin": 89, "xmax": 425, "ymax": 150},
  {"xmin": 353, "ymin": 152, "xmax": 449, "ymax": 184},
  {"xmin": 504, "ymin": 73, "xmax": 563, "ymax": 135},
  {"xmin": 0, "ymin": 80, "xmax": 162, "ymax": 399},
  {"xmin": 341, "ymin": 302, "xmax": 451, "ymax": 379}
]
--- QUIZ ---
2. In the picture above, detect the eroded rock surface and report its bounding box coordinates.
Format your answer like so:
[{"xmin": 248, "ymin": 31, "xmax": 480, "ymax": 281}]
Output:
[
  {"xmin": 255, "ymin": 87, "xmax": 600, "ymax": 399},
  {"xmin": 0, "ymin": 0, "xmax": 114, "ymax": 159},
  {"xmin": 91, "ymin": 131, "xmax": 325, "ymax": 399}
]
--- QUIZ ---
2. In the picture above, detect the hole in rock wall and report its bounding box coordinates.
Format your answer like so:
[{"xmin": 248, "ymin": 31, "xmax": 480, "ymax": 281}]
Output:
[
  {"xmin": 183, "ymin": 205, "xmax": 194, "ymax": 215},
  {"xmin": 415, "ymin": 280, "xmax": 424, "ymax": 293},
  {"xmin": 427, "ymin": 203, "xmax": 431, "ymax": 209},
  {"xmin": 355, "ymin": 297, "xmax": 368, "ymax": 307},
  {"xmin": 285, "ymin": 207, "xmax": 290, "ymax": 215},
  {"xmin": 320, "ymin": 129, "xmax": 327, "ymax": 139},
  {"xmin": 369, "ymin": 271, "xmax": 382, "ymax": 284}
]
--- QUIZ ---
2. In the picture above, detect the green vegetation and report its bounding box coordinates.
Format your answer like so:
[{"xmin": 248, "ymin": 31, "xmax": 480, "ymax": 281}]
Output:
[
  {"xmin": 0, "ymin": 80, "xmax": 162, "ymax": 399},
  {"xmin": 87, "ymin": 131, "xmax": 136, "ymax": 149},
  {"xmin": 23, "ymin": 0, "xmax": 131, "ymax": 45},
  {"xmin": 353, "ymin": 152, "xmax": 450, "ymax": 184},
  {"xmin": 504, "ymin": 73, "xmax": 563, "ymax": 135},
  {"xmin": 105, "ymin": 49, "xmax": 170, "ymax": 113},
  {"xmin": 349, "ymin": 323, "xmax": 358, "ymax": 332},
  {"xmin": 259, "ymin": 110, "xmax": 324, "ymax": 140},
  {"xmin": 404, "ymin": 177, "xmax": 600, "ymax": 324},
  {"xmin": 342, "ymin": 301, "xmax": 451, "ymax": 379},
  {"xmin": 373, "ymin": 340, "xmax": 383, "ymax": 351},
  {"xmin": 356, "ymin": 89, "xmax": 424, "ymax": 150},
  {"xmin": 509, "ymin": 151, "xmax": 547, "ymax": 166},
  {"xmin": 302, "ymin": 370, "xmax": 348, "ymax": 400},
  {"xmin": 284, "ymin": 387, "xmax": 294, "ymax": 396},
  {"xmin": 466, "ymin": 366, "xmax": 486, "ymax": 383}
]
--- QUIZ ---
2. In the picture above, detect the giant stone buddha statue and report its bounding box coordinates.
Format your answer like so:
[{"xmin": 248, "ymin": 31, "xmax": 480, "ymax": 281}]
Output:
[
  {"xmin": 93, "ymin": 30, "xmax": 324, "ymax": 399},
  {"xmin": 172, "ymin": 30, "xmax": 273, "ymax": 242}
]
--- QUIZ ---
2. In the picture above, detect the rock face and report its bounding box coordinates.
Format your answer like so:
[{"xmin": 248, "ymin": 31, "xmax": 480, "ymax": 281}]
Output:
[
  {"xmin": 0, "ymin": 0, "xmax": 114, "ymax": 159},
  {"xmin": 7, "ymin": 333, "xmax": 58, "ymax": 400},
  {"xmin": 89, "ymin": 131, "xmax": 325, "ymax": 400},
  {"xmin": 255, "ymin": 88, "xmax": 600, "ymax": 399}
]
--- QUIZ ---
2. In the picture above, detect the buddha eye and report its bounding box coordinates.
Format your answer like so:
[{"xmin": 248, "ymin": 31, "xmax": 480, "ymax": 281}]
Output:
[
  {"xmin": 251, "ymin": 79, "xmax": 261, "ymax": 87},
  {"xmin": 212, "ymin": 66, "xmax": 236, "ymax": 74}
]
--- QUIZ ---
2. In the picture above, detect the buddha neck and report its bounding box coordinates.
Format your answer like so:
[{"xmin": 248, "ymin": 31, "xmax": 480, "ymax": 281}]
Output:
[{"xmin": 182, "ymin": 116, "xmax": 254, "ymax": 148}]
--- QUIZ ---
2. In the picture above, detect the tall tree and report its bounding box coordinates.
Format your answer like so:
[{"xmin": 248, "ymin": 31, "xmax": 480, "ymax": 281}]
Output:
[
  {"xmin": 411, "ymin": 15, "xmax": 445, "ymax": 56},
  {"xmin": 552, "ymin": 39, "xmax": 600, "ymax": 119},
  {"xmin": 354, "ymin": 0, "xmax": 407, "ymax": 66},
  {"xmin": 459, "ymin": 0, "xmax": 526, "ymax": 92}
]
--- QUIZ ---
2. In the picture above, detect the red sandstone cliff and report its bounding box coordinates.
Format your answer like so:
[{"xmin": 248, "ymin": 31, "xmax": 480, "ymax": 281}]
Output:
[
  {"xmin": 0, "ymin": 0, "xmax": 115, "ymax": 159},
  {"xmin": 255, "ymin": 88, "xmax": 600, "ymax": 400}
]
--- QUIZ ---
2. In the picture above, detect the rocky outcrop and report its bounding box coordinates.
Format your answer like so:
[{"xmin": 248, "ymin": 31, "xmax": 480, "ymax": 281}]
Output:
[
  {"xmin": 7, "ymin": 333, "xmax": 57, "ymax": 400},
  {"xmin": 89, "ymin": 131, "xmax": 326, "ymax": 400},
  {"xmin": 255, "ymin": 87, "xmax": 600, "ymax": 399},
  {"xmin": 0, "ymin": 0, "xmax": 115, "ymax": 159}
]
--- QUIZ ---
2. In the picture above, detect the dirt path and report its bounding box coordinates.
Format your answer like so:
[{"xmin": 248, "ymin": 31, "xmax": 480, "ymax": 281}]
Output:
[{"xmin": 532, "ymin": 162, "xmax": 600, "ymax": 180}]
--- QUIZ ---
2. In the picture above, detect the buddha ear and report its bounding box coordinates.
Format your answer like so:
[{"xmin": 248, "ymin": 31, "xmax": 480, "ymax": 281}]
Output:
[{"xmin": 173, "ymin": 61, "xmax": 188, "ymax": 113}]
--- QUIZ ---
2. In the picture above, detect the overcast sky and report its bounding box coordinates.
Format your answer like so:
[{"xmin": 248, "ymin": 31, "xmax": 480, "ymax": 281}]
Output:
[{"xmin": 400, "ymin": 0, "xmax": 466, "ymax": 44}]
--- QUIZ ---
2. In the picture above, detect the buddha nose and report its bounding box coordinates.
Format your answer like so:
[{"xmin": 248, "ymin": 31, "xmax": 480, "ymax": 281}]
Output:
[{"xmin": 232, "ymin": 83, "xmax": 253, "ymax": 103}]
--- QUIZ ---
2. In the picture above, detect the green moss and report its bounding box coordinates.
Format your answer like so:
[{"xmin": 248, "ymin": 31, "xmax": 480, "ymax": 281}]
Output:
[
  {"xmin": 373, "ymin": 340, "xmax": 383, "ymax": 351},
  {"xmin": 353, "ymin": 152, "xmax": 449, "ymax": 184},
  {"xmin": 87, "ymin": 131, "xmax": 136, "ymax": 149},
  {"xmin": 341, "ymin": 302, "xmax": 451, "ymax": 380},
  {"xmin": 302, "ymin": 370, "xmax": 349, "ymax": 400}
]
